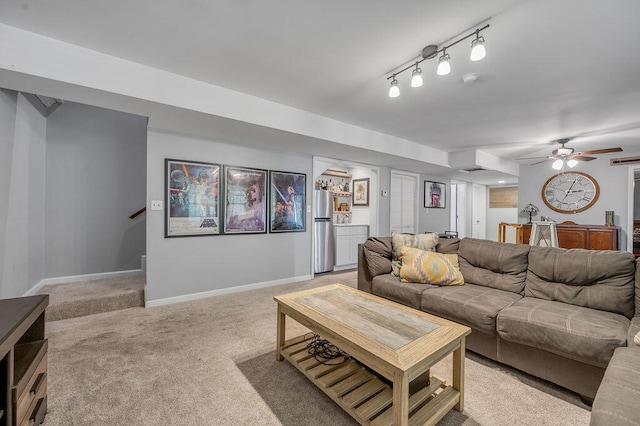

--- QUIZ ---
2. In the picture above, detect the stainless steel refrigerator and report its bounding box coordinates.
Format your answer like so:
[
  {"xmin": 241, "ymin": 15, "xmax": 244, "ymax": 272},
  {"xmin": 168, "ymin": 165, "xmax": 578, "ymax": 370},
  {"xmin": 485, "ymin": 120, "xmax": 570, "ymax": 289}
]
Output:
[{"xmin": 314, "ymin": 190, "xmax": 334, "ymax": 273}]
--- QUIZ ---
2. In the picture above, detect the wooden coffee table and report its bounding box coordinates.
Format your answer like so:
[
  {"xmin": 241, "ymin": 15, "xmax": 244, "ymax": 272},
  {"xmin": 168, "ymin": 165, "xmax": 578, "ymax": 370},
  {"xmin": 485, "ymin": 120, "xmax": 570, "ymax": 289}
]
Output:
[{"xmin": 275, "ymin": 284, "xmax": 471, "ymax": 426}]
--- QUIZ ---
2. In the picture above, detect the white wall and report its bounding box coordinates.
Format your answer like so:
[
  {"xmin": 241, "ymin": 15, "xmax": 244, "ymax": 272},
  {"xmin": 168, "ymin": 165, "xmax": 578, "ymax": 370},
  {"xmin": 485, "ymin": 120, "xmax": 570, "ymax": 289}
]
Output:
[
  {"xmin": 145, "ymin": 129, "xmax": 313, "ymax": 305},
  {"xmin": 44, "ymin": 102, "xmax": 148, "ymax": 277},
  {"xmin": 418, "ymin": 175, "xmax": 450, "ymax": 234},
  {"xmin": 0, "ymin": 90, "xmax": 46, "ymax": 298}
]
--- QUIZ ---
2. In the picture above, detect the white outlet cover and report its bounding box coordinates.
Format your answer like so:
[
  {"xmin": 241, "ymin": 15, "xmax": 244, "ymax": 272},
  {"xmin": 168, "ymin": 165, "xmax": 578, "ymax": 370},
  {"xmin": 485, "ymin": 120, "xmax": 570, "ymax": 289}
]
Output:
[{"xmin": 151, "ymin": 200, "xmax": 163, "ymax": 210}]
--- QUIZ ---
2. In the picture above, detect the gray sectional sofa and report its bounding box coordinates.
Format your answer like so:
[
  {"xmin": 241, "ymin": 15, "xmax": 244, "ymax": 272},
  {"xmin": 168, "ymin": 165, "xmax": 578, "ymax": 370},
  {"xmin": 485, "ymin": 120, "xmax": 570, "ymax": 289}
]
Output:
[{"xmin": 357, "ymin": 236, "xmax": 640, "ymax": 414}]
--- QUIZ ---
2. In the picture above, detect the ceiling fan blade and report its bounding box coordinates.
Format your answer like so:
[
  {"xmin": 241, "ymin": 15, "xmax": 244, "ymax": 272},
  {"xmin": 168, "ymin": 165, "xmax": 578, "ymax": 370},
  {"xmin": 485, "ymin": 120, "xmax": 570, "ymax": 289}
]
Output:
[
  {"xmin": 516, "ymin": 156, "xmax": 549, "ymax": 161},
  {"xmin": 530, "ymin": 159, "xmax": 551, "ymax": 165},
  {"xmin": 571, "ymin": 155, "xmax": 597, "ymax": 162},
  {"xmin": 577, "ymin": 147, "xmax": 623, "ymax": 155}
]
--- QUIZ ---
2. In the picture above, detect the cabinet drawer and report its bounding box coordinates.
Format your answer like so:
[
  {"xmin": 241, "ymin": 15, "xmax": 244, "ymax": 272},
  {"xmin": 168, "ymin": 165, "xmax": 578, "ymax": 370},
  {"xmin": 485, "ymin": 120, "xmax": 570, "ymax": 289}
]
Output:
[
  {"xmin": 589, "ymin": 231, "xmax": 616, "ymax": 250},
  {"xmin": 13, "ymin": 341, "xmax": 47, "ymax": 426},
  {"xmin": 557, "ymin": 230, "xmax": 587, "ymax": 248}
]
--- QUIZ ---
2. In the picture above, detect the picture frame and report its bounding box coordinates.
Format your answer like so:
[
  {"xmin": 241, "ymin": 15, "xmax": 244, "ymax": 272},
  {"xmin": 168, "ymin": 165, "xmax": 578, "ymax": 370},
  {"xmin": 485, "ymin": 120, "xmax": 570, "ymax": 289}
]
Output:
[
  {"xmin": 352, "ymin": 178, "xmax": 370, "ymax": 206},
  {"xmin": 165, "ymin": 159, "xmax": 221, "ymax": 237},
  {"xmin": 425, "ymin": 181, "xmax": 446, "ymax": 208},
  {"xmin": 269, "ymin": 170, "xmax": 306, "ymax": 233},
  {"xmin": 224, "ymin": 165, "xmax": 267, "ymax": 234}
]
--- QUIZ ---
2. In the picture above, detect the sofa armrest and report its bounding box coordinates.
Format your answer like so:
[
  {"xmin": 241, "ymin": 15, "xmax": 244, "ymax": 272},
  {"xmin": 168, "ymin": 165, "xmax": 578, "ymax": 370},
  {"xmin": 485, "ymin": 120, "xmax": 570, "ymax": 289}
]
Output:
[
  {"xmin": 628, "ymin": 316, "xmax": 640, "ymax": 346},
  {"xmin": 357, "ymin": 244, "xmax": 373, "ymax": 293}
]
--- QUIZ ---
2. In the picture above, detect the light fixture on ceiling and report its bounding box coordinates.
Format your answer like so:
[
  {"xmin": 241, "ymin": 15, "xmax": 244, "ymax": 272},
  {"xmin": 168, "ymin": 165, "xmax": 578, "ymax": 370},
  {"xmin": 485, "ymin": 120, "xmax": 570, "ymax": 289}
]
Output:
[
  {"xmin": 389, "ymin": 76, "xmax": 400, "ymax": 98},
  {"xmin": 387, "ymin": 23, "xmax": 489, "ymax": 98},
  {"xmin": 436, "ymin": 49, "xmax": 451, "ymax": 76},
  {"xmin": 411, "ymin": 63, "xmax": 423, "ymax": 87},
  {"xmin": 470, "ymin": 30, "xmax": 486, "ymax": 61}
]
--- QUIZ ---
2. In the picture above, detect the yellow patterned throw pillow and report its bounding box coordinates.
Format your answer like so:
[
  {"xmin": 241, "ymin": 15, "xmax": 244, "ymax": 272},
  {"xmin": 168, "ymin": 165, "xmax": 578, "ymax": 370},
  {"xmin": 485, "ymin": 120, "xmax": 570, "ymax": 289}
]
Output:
[
  {"xmin": 390, "ymin": 232, "xmax": 439, "ymax": 276},
  {"xmin": 399, "ymin": 246, "xmax": 464, "ymax": 286}
]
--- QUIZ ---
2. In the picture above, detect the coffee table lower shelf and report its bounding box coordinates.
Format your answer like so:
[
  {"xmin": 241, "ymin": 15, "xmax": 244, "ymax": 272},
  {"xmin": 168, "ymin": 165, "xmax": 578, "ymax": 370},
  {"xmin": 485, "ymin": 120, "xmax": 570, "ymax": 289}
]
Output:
[{"xmin": 281, "ymin": 335, "xmax": 460, "ymax": 426}]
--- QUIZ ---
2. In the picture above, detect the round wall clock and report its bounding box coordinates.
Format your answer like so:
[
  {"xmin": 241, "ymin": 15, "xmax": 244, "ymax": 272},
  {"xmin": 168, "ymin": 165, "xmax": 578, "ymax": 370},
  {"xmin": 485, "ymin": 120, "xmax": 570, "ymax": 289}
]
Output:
[{"xmin": 541, "ymin": 171, "xmax": 600, "ymax": 213}]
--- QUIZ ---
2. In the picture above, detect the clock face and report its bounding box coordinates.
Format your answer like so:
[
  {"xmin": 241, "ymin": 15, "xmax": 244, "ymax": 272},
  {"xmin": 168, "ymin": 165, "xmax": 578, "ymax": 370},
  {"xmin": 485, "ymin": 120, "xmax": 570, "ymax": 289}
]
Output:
[{"xmin": 541, "ymin": 171, "xmax": 600, "ymax": 213}]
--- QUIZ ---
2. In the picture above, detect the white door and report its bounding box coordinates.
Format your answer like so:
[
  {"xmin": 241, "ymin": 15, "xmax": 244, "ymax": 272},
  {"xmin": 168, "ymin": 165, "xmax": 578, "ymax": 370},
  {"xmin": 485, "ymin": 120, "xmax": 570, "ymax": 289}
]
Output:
[
  {"xmin": 390, "ymin": 171, "xmax": 418, "ymax": 234},
  {"xmin": 472, "ymin": 184, "xmax": 487, "ymax": 239}
]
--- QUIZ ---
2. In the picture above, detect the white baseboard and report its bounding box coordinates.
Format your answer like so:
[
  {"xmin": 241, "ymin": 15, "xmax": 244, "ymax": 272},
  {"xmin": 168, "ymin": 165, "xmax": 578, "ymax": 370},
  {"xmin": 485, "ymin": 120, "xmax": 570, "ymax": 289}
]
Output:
[
  {"xmin": 24, "ymin": 269, "xmax": 144, "ymax": 296},
  {"xmin": 145, "ymin": 274, "xmax": 313, "ymax": 308}
]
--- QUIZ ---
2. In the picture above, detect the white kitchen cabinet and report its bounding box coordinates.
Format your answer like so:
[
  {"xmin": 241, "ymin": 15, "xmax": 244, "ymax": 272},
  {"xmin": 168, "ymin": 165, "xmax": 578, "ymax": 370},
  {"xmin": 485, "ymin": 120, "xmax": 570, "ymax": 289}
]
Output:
[{"xmin": 334, "ymin": 225, "xmax": 369, "ymax": 270}]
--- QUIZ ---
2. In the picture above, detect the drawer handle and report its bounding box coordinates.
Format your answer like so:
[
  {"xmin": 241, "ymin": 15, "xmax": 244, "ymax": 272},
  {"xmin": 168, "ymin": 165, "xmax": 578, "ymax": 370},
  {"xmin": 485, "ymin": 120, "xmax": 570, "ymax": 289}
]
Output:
[
  {"xmin": 30, "ymin": 372, "xmax": 46, "ymax": 395},
  {"xmin": 29, "ymin": 397, "xmax": 46, "ymax": 425}
]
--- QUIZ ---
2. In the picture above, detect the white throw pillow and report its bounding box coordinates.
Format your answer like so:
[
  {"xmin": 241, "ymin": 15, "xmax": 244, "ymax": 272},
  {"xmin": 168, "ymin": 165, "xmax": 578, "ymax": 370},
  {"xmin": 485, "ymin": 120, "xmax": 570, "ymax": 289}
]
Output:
[{"xmin": 635, "ymin": 331, "xmax": 640, "ymax": 346}]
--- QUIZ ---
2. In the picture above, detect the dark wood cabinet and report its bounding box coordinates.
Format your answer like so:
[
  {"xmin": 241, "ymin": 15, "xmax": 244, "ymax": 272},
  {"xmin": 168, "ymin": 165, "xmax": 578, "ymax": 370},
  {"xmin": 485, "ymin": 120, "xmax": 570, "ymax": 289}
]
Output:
[
  {"xmin": 0, "ymin": 295, "xmax": 48, "ymax": 426},
  {"xmin": 522, "ymin": 223, "xmax": 618, "ymax": 250}
]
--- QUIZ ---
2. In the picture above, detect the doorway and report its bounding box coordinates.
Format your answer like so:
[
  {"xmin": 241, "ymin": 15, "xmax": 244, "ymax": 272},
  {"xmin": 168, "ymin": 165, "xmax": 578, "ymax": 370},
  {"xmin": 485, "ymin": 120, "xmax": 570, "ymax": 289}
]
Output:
[{"xmin": 390, "ymin": 170, "xmax": 418, "ymax": 234}]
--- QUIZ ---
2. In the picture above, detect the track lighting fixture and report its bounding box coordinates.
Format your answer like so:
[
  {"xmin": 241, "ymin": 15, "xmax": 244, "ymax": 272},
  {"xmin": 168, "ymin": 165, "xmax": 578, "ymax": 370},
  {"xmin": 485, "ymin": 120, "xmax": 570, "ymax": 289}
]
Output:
[
  {"xmin": 436, "ymin": 49, "xmax": 451, "ymax": 76},
  {"xmin": 388, "ymin": 76, "xmax": 400, "ymax": 98},
  {"xmin": 470, "ymin": 30, "xmax": 486, "ymax": 61},
  {"xmin": 411, "ymin": 64, "xmax": 423, "ymax": 87},
  {"xmin": 386, "ymin": 23, "xmax": 489, "ymax": 97}
]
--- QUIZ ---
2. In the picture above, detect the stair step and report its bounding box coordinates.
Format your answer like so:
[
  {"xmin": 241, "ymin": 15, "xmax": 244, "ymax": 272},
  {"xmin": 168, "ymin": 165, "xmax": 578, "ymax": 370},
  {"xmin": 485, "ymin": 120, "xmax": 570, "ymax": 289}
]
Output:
[{"xmin": 37, "ymin": 274, "xmax": 145, "ymax": 321}]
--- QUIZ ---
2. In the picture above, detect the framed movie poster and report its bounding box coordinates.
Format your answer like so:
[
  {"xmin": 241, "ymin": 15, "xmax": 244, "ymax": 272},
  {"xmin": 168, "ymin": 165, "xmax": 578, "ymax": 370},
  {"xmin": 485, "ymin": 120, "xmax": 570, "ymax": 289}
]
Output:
[
  {"xmin": 269, "ymin": 170, "xmax": 306, "ymax": 233},
  {"xmin": 352, "ymin": 178, "xmax": 370, "ymax": 206},
  {"xmin": 224, "ymin": 166, "xmax": 267, "ymax": 234},
  {"xmin": 165, "ymin": 159, "xmax": 221, "ymax": 237},
  {"xmin": 425, "ymin": 181, "xmax": 446, "ymax": 208}
]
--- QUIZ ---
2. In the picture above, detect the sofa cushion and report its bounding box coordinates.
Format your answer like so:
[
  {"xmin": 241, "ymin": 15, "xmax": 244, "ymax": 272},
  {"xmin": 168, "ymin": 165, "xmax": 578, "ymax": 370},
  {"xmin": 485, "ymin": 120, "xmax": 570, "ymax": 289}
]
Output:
[
  {"xmin": 399, "ymin": 247, "xmax": 464, "ymax": 286},
  {"xmin": 636, "ymin": 258, "xmax": 640, "ymax": 316},
  {"xmin": 526, "ymin": 246, "xmax": 636, "ymax": 319},
  {"xmin": 372, "ymin": 274, "xmax": 437, "ymax": 309},
  {"xmin": 497, "ymin": 297, "xmax": 629, "ymax": 367},
  {"xmin": 362, "ymin": 237, "xmax": 393, "ymax": 277},
  {"xmin": 590, "ymin": 347, "xmax": 640, "ymax": 426},
  {"xmin": 390, "ymin": 232, "xmax": 439, "ymax": 276},
  {"xmin": 420, "ymin": 283, "xmax": 522, "ymax": 334},
  {"xmin": 457, "ymin": 238, "xmax": 530, "ymax": 294},
  {"xmin": 436, "ymin": 237, "xmax": 460, "ymax": 254}
]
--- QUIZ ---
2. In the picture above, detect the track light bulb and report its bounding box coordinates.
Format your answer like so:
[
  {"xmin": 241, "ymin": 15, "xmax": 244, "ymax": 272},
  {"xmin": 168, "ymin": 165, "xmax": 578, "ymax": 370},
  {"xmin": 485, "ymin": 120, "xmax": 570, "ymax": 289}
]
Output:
[
  {"xmin": 389, "ymin": 77, "xmax": 400, "ymax": 98},
  {"xmin": 470, "ymin": 34, "xmax": 486, "ymax": 61},
  {"xmin": 566, "ymin": 159, "xmax": 579, "ymax": 168},
  {"xmin": 411, "ymin": 66, "xmax": 423, "ymax": 88},
  {"xmin": 552, "ymin": 159, "xmax": 564, "ymax": 170},
  {"xmin": 437, "ymin": 52, "xmax": 451, "ymax": 76}
]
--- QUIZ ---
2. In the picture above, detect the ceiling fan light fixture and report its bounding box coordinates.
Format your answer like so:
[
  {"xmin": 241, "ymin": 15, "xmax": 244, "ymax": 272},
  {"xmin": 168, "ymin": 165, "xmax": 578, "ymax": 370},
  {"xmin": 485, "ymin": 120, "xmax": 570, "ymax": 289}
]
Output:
[
  {"xmin": 566, "ymin": 159, "xmax": 579, "ymax": 168},
  {"xmin": 552, "ymin": 159, "xmax": 564, "ymax": 170}
]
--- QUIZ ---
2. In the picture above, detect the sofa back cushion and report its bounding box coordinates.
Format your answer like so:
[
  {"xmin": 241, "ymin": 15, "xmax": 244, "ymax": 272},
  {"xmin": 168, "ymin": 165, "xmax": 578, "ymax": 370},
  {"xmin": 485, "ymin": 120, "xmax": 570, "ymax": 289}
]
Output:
[
  {"xmin": 362, "ymin": 237, "xmax": 392, "ymax": 277},
  {"xmin": 636, "ymin": 258, "xmax": 640, "ymax": 316},
  {"xmin": 526, "ymin": 246, "xmax": 636, "ymax": 319},
  {"xmin": 436, "ymin": 237, "xmax": 460, "ymax": 254},
  {"xmin": 458, "ymin": 238, "xmax": 530, "ymax": 294}
]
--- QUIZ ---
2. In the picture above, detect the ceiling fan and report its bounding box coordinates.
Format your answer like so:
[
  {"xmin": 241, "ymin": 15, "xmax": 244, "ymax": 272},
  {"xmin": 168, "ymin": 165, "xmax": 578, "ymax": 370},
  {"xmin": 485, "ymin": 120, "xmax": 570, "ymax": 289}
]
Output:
[{"xmin": 518, "ymin": 138, "xmax": 623, "ymax": 170}]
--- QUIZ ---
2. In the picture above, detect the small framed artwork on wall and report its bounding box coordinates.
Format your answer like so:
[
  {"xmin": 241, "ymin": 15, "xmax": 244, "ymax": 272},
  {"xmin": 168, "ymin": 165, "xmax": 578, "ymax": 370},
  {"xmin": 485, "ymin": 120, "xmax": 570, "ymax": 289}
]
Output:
[
  {"xmin": 352, "ymin": 178, "xmax": 370, "ymax": 206},
  {"xmin": 425, "ymin": 181, "xmax": 446, "ymax": 208}
]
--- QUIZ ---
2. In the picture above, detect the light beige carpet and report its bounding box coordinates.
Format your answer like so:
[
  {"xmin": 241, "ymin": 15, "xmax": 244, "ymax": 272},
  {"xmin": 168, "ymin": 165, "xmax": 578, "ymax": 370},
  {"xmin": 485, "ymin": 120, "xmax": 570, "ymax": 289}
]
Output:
[
  {"xmin": 42, "ymin": 271, "xmax": 590, "ymax": 425},
  {"xmin": 37, "ymin": 274, "xmax": 145, "ymax": 321}
]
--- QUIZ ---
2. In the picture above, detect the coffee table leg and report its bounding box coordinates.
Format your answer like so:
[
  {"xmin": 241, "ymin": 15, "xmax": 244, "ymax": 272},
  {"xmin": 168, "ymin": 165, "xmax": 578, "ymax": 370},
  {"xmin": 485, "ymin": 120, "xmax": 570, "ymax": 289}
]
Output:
[
  {"xmin": 452, "ymin": 338, "xmax": 466, "ymax": 411},
  {"xmin": 393, "ymin": 370, "xmax": 409, "ymax": 426},
  {"xmin": 276, "ymin": 304, "xmax": 286, "ymax": 361}
]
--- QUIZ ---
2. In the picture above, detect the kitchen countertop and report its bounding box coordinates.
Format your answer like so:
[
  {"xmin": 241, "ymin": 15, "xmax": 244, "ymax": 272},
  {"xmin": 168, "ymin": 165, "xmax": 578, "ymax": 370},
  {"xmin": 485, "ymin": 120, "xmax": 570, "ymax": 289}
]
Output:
[{"xmin": 333, "ymin": 224, "xmax": 369, "ymax": 227}]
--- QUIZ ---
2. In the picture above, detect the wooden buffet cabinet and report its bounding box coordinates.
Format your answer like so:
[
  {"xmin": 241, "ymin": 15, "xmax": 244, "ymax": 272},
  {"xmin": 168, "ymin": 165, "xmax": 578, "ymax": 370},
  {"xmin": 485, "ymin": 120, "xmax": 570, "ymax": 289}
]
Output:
[
  {"xmin": 0, "ymin": 295, "xmax": 48, "ymax": 426},
  {"xmin": 522, "ymin": 223, "xmax": 619, "ymax": 250}
]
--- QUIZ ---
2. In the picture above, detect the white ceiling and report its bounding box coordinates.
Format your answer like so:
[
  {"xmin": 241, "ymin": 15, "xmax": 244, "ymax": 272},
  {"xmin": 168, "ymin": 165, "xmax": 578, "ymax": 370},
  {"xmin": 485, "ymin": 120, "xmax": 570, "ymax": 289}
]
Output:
[{"xmin": 2, "ymin": 0, "xmax": 640, "ymax": 184}]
